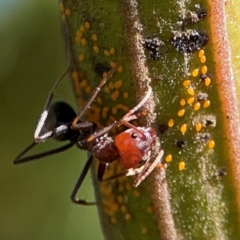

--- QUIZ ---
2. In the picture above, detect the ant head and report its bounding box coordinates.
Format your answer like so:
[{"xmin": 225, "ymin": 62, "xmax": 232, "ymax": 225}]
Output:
[
  {"xmin": 115, "ymin": 127, "xmax": 156, "ymax": 169},
  {"xmin": 42, "ymin": 101, "xmax": 78, "ymax": 141}
]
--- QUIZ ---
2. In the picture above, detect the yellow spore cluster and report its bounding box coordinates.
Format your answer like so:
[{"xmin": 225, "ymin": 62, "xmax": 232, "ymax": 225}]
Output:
[{"xmin": 165, "ymin": 48, "xmax": 215, "ymax": 171}]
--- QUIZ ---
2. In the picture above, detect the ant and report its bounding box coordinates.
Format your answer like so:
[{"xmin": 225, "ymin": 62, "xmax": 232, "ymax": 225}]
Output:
[{"xmin": 13, "ymin": 50, "xmax": 164, "ymax": 205}]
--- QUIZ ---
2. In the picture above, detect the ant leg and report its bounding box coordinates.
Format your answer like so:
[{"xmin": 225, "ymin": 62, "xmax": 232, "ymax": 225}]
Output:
[
  {"xmin": 72, "ymin": 122, "xmax": 95, "ymax": 131},
  {"xmin": 100, "ymin": 150, "xmax": 164, "ymax": 185},
  {"xmin": 34, "ymin": 48, "xmax": 71, "ymax": 142},
  {"xmin": 133, "ymin": 149, "xmax": 164, "ymax": 187},
  {"xmin": 97, "ymin": 162, "xmax": 107, "ymax": 181},
  {"xmin": 70, "ymin": 154, "xmax": 98, "ymax": 205},
  {"xmin": 100, "ymin": 164, "xmax": 144, "ymax": 182},
  {"xmin": 37, "ymin": 121, "xmax": 96, "ymax": 143},
  {"xmin": 86, "ymin": 86, "xmax": 152, "ymax": 143},
  {"xmin": 122, "ymin": 86, "xmax": 152, "ymax": 120},
  {"xmin": 13, "ymin": 141, "xmax": 74, "ymax": 164},
  {"xmin": 35, "ymin": 124, "xmax": 70, "ymax": 142},
  {"xmin": 71, "ymin": 49, "xmax": 123, "ymax": 127}
]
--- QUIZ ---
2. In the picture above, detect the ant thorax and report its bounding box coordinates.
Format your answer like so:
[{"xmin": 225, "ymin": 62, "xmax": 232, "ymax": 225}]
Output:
[{"xmin": 87, "ymin": 134, "xmax": 119, "ymax": 163}]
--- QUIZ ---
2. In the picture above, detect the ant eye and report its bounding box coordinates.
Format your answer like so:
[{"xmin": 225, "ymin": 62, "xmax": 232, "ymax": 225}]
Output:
[{"xmin": 131, "ymin": 133, "xmax": 138, "ymax": 138}]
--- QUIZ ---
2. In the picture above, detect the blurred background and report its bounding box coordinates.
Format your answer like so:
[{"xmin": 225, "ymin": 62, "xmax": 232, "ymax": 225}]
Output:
[{"xmin": 0, "ymin": 1, "xmax": 103, "ymax": 239}]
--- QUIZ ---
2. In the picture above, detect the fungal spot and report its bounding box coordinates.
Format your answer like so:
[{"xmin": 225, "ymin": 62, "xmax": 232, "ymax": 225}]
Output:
[
  {"xmin": 117, "ymin": 195, "xmax": 124, "ymax": 203},
  {"xmin": 93, "ymin": 45, "xmax": 99, "ymax": 53},
  {"xmin": 203, "ymin": 100, "xmax": 210, "ymax": 108},
  {"xmin": 179, "ymin": 161, "xmax": 186, "ymax": 171},
  {"xmin": 121, "ymin": 205, "xmax": 127, "ymax": 212},
  {"xmin": 114, "ymin": 80, "xmax": 123, "ymax": 89},
  {"xmin": 110, "ymin": 61, "xmax": 116, "ymax": 68},
  {"xmin": 65, "ymin": 8, "xmax": 71, "ymax": 16},
  {"xmin": 183, "ymin": 80, "xmax": 191, "ymax": 87},
  {"xmin": 61, "ymin": 14, "xmax": 66, "ymax": 21},
  {"xmin": 86, "ymin": 86, "xmax": 91, "ymax": 94},
  {"xmin": 205, "ymin": 77, "xmax": 211, "ymax": 86},
  {"xmin": 175, "ymin": 140, "xmax": 187, "ymax": 148},
  {"xmin": 92, "ymin": 34, "xmax": 97, "ymax": 41},
  {"xmin": 201, "ymin": 66, "xmax": 207, "ymax": 74},
  {"xmin": 78, "ymin": 54, "xmax": 84, "ymax": 62},
  {"xmin": 187, "ymin": 86, "xmax": 195, "ymax": 96},
  {"xmin": 168, "ymin": 119, "xmax": 174, "ymax": 127},
  {"xmin": 72, "ymin": 71, "xmax": 79, "ymax": 83},
  {"xmin": 110, "ymin": 47, "xmax": 115, "ymax": 54},
  {"xmin": 172, "ymin": 29, "xmax": 209, "ymax": 54},
  {"xmin": 133, "ymin": 190, "xmax": 140, "ymax": 197},
  {"xmin": 118, "ymin": 66, "xmax": 123, "ymax": 73},
  {"xmin": 141, "ymin": 227, "xmax": 148, "ymax": 234},
  {"xmin": 187, "ymin": 97, "xmax": 195, "ymax": 104},
  {"xmin": 112, "ymin": 107, "xmax": 118, "ymax": 115},
  {"xmin": 125, "ymin": 213, "xmax": 131, "ymax": 221},
  {"xmin": 123, "ymin": 92, "xmax": 129, "ymax": 99},
  {"xmin": 104, "ymin": 49, "xmax": 110, "ymax": 56},
  {"xmin": 80, "ymin": 37, "xmax": 87, "ymax": 46},
  {"xmin": 103, "ymin": 72, "xmax": 108, "ymax": 78},
  {"xmin": 180, "ymin": 124, "xmax": 187, "ymax": 134},
  {"xmin": 76, "ymin": 30, "xmax": 83, "ymax": 38},
  {"xmin": 85, "ymin": 21, "xmax": 90, "ymax": 29},
  {"xmin": 165, "ymin": 154, "xmax": 172, "ymax": 162},
  {"xmin": 194, "ymin": 102, "xmax": 201, "ymax": 111},
  {"xmin": 109, "ymin": 82, "xmax": 114, "ymax": 90},
  {"xmin": 146, "ymin": 205, "xmax": 153, "ymax": 214},
  {"xmin": 102, "ymin": 107, "xmax": 109, "ymax": 119},
  {"xmin": 79, "ymin": 25, "xmax": 85, "ymax": 32},
  {"xmin": 192, "ymin": 68, "xmax": 199, "ymax": 77},
  {"xmin": 200, "ymin": 56, "xmax": 206, "ymax": 63},
  {"xmin": 198, "ymin": 49, "xmax": 204, "ymax": 58},
  {"xmin": 143, "ymin": 37, "xmax": 163, "ymax": 60},
  {"xmin": 80, "ymin": 79, "xmax": 87, "ymax": 87},
  {"xmin": 195, "ymin": 123, "xmax": 202, "ymax": 132},
  {"xmin": 111, "ymin": 90, "xmax": 120, "ymax": 101},
  {"xmin": 104, "ymin": 86, "xmax": 110, "ymax": 94},
  {"xmin": 178, "ymin": 109, "xmax": 185, "ymax": 117},
  {"xmin": 180, "ymin": 99, "xmax": 186, "ymax": 106},
  {"xmin": 208, "ymin": 139, "xmax": 215, "ymax": 149},
  {"xmin": 97, "ymin": 97, "xmax": 102, "ymax": 105},
  {"xmin": 75, "ymin": 35, "xmax": 81, "ymax": 42},
  {"xmin": 110, "ymin": 217, "xmax": 117, "ymax": 224},
  {"xmin": 60, "ymin": 3, "xmax": 64, "ymax": 12},
  {"xmin": 125, "ymin": 183, "xmax": 132, "ymax": 191}
]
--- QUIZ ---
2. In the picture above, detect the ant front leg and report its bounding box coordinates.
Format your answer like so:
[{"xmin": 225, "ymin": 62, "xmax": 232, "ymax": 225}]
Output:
[{"xmin": 133, "ymin": 149, "xmax": 164, "ymax": 187}]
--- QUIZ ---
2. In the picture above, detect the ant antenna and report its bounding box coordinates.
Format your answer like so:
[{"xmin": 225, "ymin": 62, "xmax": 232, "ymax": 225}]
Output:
[
  {"xmin": 72, "ymin": 48, "xmax": 124, "ymax": 127},
  {"xmin": 34, "ymin": 46, "xmax": 71, "ymax": 141}
]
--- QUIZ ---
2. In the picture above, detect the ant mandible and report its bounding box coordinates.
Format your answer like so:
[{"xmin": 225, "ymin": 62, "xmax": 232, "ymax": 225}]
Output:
[{"xmin": 13, "ymin": 50, "xmax": 164, "ymax": 205}]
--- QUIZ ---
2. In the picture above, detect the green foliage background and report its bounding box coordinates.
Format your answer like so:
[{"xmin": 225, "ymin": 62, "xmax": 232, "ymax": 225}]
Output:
[{"xmin": 0, "ymin": 1, "xmax": 103, "ymax": 239}]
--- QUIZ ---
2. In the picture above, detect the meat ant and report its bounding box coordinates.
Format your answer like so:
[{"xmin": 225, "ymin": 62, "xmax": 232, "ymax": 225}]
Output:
[{"xmin": 13, "ymin": 51, "xmax": 164, "ymax": 205}]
